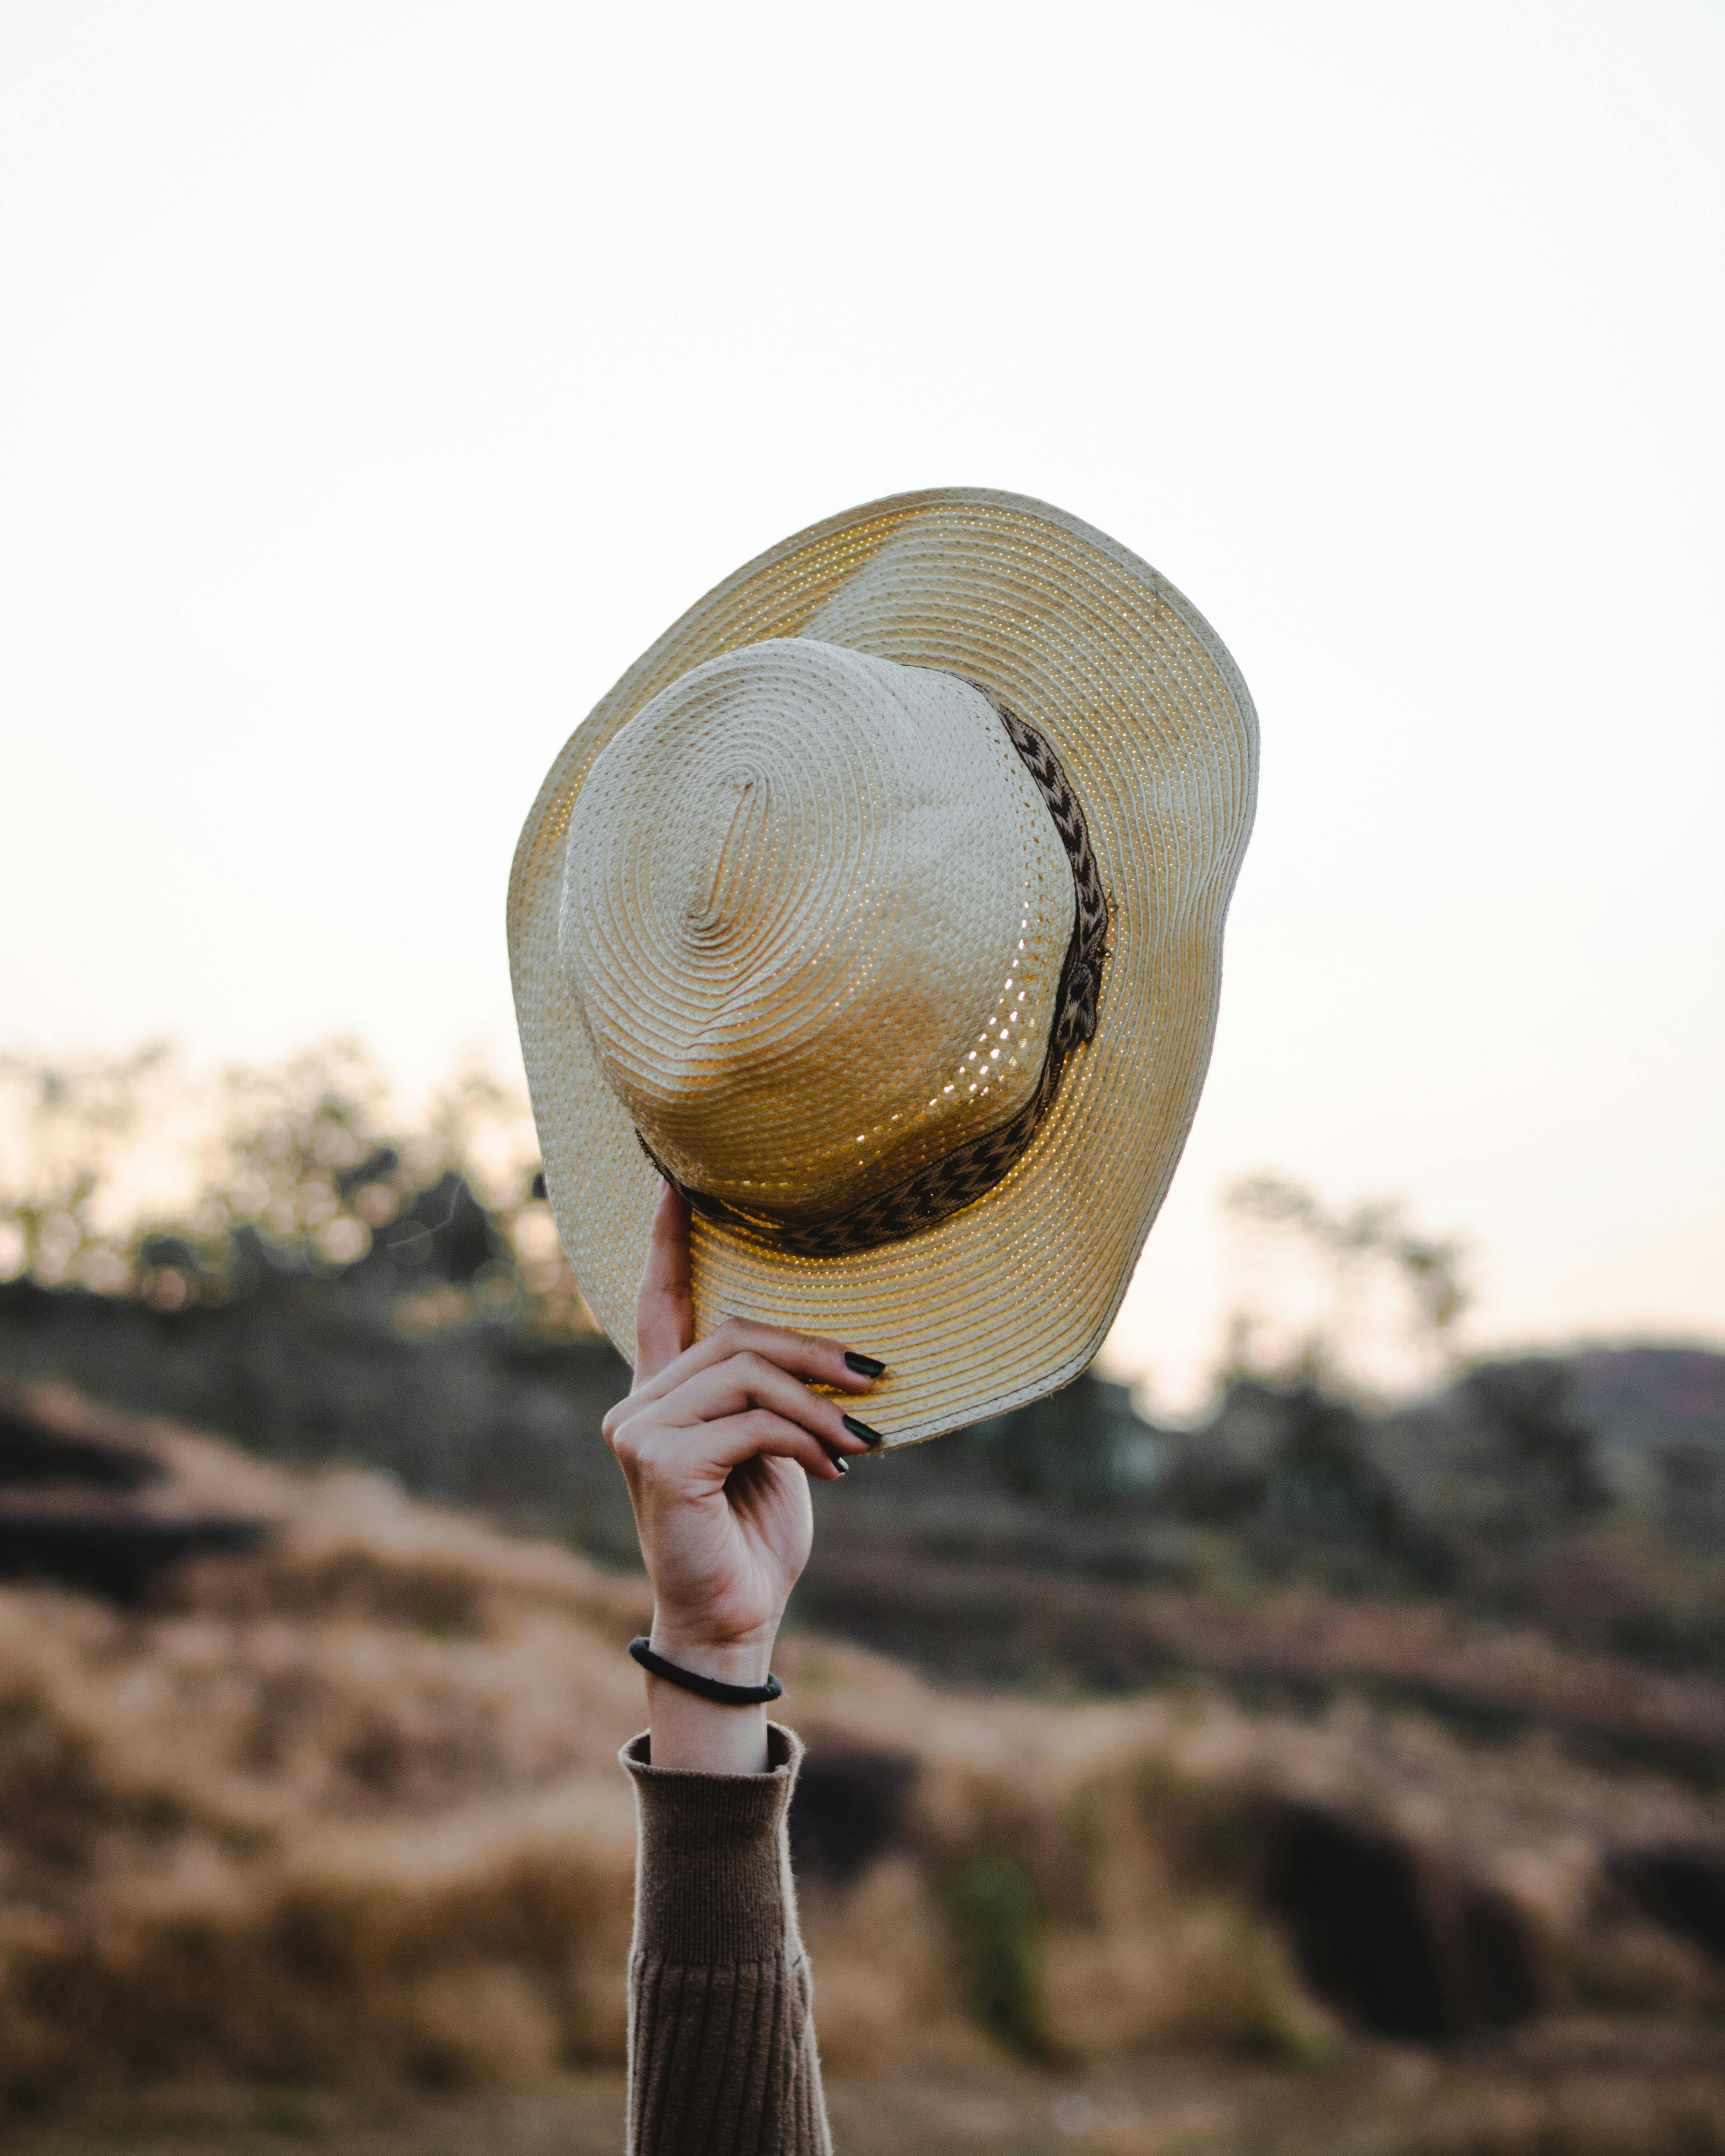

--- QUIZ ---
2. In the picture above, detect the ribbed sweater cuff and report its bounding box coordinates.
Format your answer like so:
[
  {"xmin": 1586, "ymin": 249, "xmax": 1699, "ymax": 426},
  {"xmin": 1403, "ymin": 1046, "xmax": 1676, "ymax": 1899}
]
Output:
[{"xmin": 621, "ymin": 1723, "xmax": 803, "ymax": 1966}]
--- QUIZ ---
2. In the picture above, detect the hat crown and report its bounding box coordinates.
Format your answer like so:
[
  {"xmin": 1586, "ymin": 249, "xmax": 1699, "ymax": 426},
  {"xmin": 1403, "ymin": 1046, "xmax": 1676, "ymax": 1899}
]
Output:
[{"xmin": 558, "ymin": 639, "xmax": 1076, "ymax": 1225}]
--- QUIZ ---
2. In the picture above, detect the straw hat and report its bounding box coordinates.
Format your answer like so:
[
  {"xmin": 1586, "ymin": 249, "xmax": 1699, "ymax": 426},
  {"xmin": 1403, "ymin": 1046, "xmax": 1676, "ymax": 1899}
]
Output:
[{"xmin": 509, "ymin": 488, "xmax": 1257, "ymax": 1444}]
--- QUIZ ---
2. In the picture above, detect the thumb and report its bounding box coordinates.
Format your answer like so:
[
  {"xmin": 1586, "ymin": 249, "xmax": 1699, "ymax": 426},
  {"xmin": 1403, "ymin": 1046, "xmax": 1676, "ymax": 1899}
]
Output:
[{"xmin": 633, "ymin": 1181, "xmax": 694, "ymax": 1384}]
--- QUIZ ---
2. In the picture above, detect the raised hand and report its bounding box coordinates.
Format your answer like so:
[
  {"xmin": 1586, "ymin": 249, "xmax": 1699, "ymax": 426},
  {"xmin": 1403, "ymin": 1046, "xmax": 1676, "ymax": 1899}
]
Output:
[{"xmin": 602, "ymin": 1183, "xmax": 884, "ymax": 1769}]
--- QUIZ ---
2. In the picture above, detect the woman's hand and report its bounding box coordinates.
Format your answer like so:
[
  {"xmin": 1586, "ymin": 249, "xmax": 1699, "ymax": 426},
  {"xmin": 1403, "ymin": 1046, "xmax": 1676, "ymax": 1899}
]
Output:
[{"xmin": 602, "ymin": 1183, "xmax": 884, "ymax": 1771}]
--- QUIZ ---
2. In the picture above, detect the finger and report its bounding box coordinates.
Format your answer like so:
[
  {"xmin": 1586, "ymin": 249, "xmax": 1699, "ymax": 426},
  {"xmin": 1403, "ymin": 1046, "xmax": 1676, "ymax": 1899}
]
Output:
[
  {"xmin": 606, "ymin": 1354, "xmax": 869, "ymax": 1473},
  {"xmin": 628, "ymin": 1314, "xmax": 883, "ymax": 1411},
  {"xmin": 642, "ymin": 1406, "xmax": 848, "ymax": 1485},
  {"xmin": 656, "ymin": 1351, "xmax": 873, "ymax": 1454},
  {"xmin": 634, "ymin": 1182, "xmax": 694, "ymax": 1385}
]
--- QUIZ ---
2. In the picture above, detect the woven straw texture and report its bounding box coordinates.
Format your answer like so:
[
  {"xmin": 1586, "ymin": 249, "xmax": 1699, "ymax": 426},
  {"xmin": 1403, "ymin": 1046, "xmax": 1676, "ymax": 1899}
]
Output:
[{"xmin": 509, "ymin": 489, "xmax": 1258, "ymax": 1445}]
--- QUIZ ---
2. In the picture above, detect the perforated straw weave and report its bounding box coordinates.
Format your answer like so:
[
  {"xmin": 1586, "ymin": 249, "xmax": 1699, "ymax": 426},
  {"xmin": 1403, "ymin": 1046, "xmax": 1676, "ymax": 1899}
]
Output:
[{"xmin": 509, "ymin": 489, "xmax": 1258, "ymax": 1445}]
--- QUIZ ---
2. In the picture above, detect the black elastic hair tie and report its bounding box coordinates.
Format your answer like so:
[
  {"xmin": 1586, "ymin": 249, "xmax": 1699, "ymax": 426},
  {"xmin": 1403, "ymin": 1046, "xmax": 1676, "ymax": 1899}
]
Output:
[{"xmin": 628, "ymin": 1636, "xmax": 785, "ymax": 1705}]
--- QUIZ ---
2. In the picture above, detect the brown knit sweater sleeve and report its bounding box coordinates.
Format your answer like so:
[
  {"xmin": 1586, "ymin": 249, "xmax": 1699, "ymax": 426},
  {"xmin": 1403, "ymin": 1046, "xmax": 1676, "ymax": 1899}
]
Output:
[{"xmin": 620, "ymin": 1724, "xmax": 831, "ymax": 2156}]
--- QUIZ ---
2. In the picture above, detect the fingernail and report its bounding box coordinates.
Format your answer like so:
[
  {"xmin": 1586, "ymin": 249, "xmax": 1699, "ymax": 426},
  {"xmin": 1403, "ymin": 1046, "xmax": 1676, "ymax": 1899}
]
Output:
[
  {"xmin": 818, "ymin": 1437, "xmax": 850, "ymax": 1472},
  {"xmin": 842, "ymin": 1415, "xmax": 886, "ymax": 1448},
  {"xmin": 843, "ymin": 1351, "xmax": 887, "ymax": 1379}
]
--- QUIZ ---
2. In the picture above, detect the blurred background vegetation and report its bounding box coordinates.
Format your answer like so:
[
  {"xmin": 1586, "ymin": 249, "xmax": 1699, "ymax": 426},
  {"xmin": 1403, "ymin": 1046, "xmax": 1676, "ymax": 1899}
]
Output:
[{"xmin": 3, "ymin": 1039, "xmax": 1725, "ymax": 2155}]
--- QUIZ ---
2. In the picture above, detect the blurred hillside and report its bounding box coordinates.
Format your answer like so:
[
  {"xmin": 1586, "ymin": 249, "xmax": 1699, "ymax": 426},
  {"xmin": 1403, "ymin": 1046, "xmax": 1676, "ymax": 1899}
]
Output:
[{"xmin": 4, "ymin": 1384, "xmax": 1725, "ymax": 2156}]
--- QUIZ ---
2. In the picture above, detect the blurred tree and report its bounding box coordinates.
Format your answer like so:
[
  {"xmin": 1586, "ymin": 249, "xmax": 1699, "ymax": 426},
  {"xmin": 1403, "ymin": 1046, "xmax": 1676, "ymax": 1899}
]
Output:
[
  {"xmin": 0, "ymin": 1038, "xmax": 595, "ymax": 1336},
  {"xmin": 1219, "ymin": 1173, "xmax": 1470, "ymax": 1402},
  {"xmin": 0, "ymin": 1041, "xmax": 174, "ymax": 1293}
]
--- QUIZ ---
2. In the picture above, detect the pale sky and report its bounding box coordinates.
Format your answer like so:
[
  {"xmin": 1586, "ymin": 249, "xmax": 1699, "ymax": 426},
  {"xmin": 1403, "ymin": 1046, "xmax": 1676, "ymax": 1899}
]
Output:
[{"xmin": 1, "ymin": 0, "xmax": 1721, "ymax": 1409}]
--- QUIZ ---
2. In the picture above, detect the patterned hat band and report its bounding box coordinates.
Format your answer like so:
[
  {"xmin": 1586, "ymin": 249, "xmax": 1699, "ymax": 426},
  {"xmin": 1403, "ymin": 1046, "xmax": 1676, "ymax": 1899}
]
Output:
[{"xmin": 638, "ymin": 676, "xmax": 1110, "ymax": 1260}]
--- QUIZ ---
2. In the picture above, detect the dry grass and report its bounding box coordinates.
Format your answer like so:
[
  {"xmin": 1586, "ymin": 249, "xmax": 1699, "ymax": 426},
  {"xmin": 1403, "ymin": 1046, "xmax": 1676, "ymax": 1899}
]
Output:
[{"xmin": 1, "ymin": 1385, "xmax": 1723, "ymax": 2115}]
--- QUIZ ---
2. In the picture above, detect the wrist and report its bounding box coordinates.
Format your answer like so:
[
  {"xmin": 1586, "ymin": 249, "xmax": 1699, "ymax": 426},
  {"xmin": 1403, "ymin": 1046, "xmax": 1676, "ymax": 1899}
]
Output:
[
  {"xmin": 647, "ymin": 1621, "xmax": 778, "ymax": 1690},
  {"xmin": 641, "ymin": 1618, "xmax": 780, "ymax": 1776}
]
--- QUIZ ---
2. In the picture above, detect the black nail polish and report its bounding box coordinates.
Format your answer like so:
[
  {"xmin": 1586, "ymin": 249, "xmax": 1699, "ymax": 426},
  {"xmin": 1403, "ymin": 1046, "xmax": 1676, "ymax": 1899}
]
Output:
[
  {"xmin": 842, "ymin": 1414, "xmax": 886, "ymax": 1448},
  {"xmin": 818, "ymin": 1439, "xmax": 850, "ymax": 1474},
  {"xmin": 843, "ymin": 1351, "xmax": 887, "ymax": 1379}
]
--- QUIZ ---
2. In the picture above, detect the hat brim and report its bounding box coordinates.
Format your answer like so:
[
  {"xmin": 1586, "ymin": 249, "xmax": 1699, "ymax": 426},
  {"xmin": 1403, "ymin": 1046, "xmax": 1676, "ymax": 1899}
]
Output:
[{"xmin": 507, "ymin": 489, "xmax": 1257, "ymax": 1443}]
